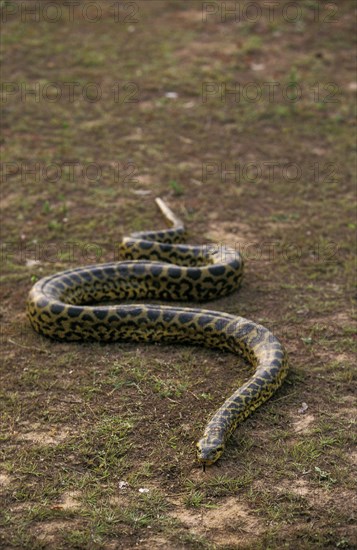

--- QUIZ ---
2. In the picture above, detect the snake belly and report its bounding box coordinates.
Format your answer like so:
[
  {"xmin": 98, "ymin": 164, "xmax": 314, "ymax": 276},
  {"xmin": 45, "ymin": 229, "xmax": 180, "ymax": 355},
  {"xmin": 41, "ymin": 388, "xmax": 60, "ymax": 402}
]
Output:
[{"xmin": 26, "ymin": 198, "xmax": 288, "ymax": 467}]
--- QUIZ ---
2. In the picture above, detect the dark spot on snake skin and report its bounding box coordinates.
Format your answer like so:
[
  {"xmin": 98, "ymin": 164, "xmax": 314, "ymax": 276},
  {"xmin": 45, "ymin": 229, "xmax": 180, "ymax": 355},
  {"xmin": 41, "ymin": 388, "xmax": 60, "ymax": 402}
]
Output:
[
  {"xmin": 150, "ymin": 265, "xmax": 163, "ymax": 277},
  {"xmin": 208, "ymin": 265, "xmax": 226, "ymax": 276},
  {"xmin": 238, "ymin": 323, "xmax": 256, "ymax": 338},
  {"xmin": 62, "ymin": 276, "xmax": 74, "ymax": 287},
  {"xmin": 232, "ymin": 396, "xmax": 244, "ymax": 406},
  {"xmin": 258, "ymin": 379, "xmax": 270, "ymax": 390},
  {"xmin": 70, "ymin": 274, "xmax": 82, "ymax": 284},
  {"xmin": 249, "ymin": 333, "xmax": 265, "ymax": 348},
  {"xmin": 35, "ymin": 297, "xmax": 50, "ymax": 309},
  {"xmin": 197, "ymin": 315, "xmax": 212, "ymax": 327},
  {"xmin": 240, "ymin": 388, "xmax": 253, "ymax": 397},
  {"xmin": 52, "ymin": 281, "xmax": 65, "ymax": 291},
  {"xmin": 82, "ymin": 313, "xmax": 94, "ymax": 322},
  {"xmin": 158, "ymin": 242, "xmax": 171, "ymax": 252},
  {"xmin": 178, "ymin": 313, "xmax": 193, "ymax": 324},
  {"xmin": 139, "ymin": 240, "xmax": 154, "ymax": 250},
  {"xmin": 249, "ymin": 380, "xmax": 263, "ymax": 390},
  {"xmin": 127, "ymin": 307, "xmax": 142, "ymax": 317},
  {"xmin": 259, "ymin": 370, "xmax": 273, "ymax": 381},
  {"xmin": 214, "ymin": 318, "xmax": 230, "ymax": 331},
  {"xmin": 118, "ymin": 265, "xmax": 129, "ymax": 276},
  {"xmin": 136, "ymin": 316, "xmax": 151, "ymax": 325},
  {"xmin": 167, "ymin": 267, "xmax": 181, "ymax": 279},
  {"xmin": 103, "ymin": 266, "xmax": 115, "ymax": 277},
  {"xmin": 219, "ymin": 409, "xmax": 232, "ymax": 418},
  {"xmin": 92, "ymin": 269, "xmax": 105, "ymax": 280},
  {"xmin": 147, "ymin": 309, "xmax": 161, "ymax": 322},
  {"xmin": 106, "ymin": 315, "xmax": 119, "ymax": 323},
  {"xmin": 67, "ymin": 306, "xmax": 82, "ymax": 318},
  {"xmin": 186, "ymin": 268, "xmax": 201, "ymax": 281},
  {"xmin": 50, "ymin": 303, "xmax": 65, "ymax": 314},
  {"xmin": 81, "ymin": 271, "xmax": 92, "ymax": 282},
  {"xmin": 269, "ymin": 367, "xmax": 280, "ymax": 377},
  {"xmin": 162, "ymin": 310, "xmax": 174, "ymax": 323},
  {"xmin": 133, "ymin": 264, "xmax": 146, "ymax": 275}
]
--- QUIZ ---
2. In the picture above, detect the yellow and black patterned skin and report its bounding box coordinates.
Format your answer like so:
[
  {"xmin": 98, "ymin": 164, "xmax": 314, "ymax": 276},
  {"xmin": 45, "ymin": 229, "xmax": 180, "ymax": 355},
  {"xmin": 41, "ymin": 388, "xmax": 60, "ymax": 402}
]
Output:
[{"xmin": 27, "ymin": 198, "xmax": 288, "ymax": 468}]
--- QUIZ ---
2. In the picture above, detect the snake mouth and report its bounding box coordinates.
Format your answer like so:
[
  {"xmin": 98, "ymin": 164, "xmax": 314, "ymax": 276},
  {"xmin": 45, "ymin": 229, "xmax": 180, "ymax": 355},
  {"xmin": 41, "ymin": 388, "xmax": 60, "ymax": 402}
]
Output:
[{"xmin": 196, "ymin": 453, "xmax": 217, "ymax": 468}]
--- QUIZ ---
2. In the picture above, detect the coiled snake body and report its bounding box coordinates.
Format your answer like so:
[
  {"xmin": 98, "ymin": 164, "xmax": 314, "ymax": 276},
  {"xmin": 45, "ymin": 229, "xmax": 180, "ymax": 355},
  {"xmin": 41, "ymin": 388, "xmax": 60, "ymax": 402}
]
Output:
[{"xmin": 27, "ymin": 199, "xmax": 288, "ymax": 468}]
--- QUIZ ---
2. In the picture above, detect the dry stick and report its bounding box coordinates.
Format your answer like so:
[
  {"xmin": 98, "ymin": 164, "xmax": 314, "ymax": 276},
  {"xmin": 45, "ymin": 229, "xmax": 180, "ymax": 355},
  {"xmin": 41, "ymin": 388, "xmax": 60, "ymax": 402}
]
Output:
[{"xmin": 8, "ymin": 338, "xmax": 52, "ymax": 355}]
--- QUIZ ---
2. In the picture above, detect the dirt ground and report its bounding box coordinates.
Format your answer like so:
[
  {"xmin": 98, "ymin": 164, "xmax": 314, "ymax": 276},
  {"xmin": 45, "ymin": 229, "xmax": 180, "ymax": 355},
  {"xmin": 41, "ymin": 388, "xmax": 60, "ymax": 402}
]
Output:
[{"xmin": 0, "ymin": 1, "xmax": 356, "ymax": 549}]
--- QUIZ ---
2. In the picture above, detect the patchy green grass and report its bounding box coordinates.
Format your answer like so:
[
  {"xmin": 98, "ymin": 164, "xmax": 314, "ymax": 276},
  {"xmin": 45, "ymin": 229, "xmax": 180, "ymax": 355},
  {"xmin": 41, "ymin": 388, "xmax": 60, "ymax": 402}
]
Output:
[{"xmin": 1, "ymin": 1, "xmax": 356, "ymax": 548}]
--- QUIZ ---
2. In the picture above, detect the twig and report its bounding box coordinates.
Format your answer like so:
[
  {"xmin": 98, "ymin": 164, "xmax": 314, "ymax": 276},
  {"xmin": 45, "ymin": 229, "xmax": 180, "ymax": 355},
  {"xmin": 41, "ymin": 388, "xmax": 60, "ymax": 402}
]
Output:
[{"xmin": 8, "ymin": 338, "xmax": 52, "ymax": 355}]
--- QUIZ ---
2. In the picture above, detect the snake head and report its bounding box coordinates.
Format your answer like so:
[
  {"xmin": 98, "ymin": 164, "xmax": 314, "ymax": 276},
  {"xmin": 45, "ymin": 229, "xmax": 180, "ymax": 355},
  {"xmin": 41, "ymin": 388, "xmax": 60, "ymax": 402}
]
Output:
[{"xmin": 196, "ymin": 435, "xmax": 225, "ymax": 468}]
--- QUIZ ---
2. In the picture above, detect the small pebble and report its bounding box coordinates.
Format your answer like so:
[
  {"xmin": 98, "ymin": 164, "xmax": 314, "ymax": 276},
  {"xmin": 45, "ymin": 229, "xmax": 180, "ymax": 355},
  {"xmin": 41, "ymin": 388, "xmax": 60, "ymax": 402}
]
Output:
[{"xmin": 298, "ymin": 402, "xmax": 309, "ymax": 414}]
